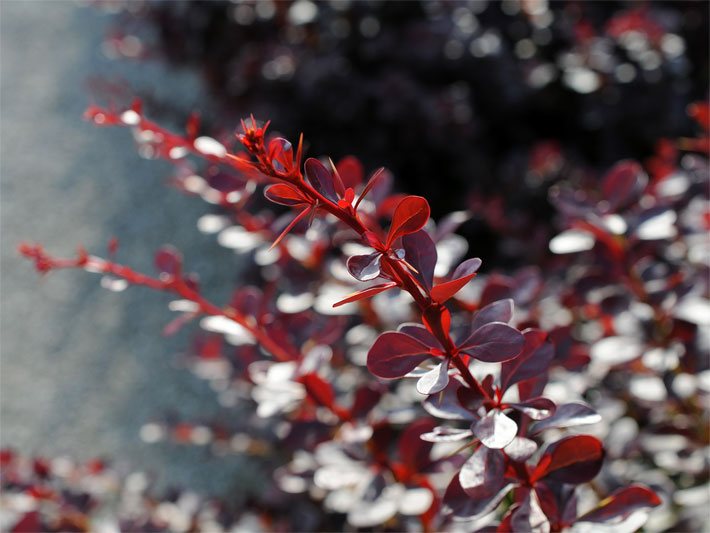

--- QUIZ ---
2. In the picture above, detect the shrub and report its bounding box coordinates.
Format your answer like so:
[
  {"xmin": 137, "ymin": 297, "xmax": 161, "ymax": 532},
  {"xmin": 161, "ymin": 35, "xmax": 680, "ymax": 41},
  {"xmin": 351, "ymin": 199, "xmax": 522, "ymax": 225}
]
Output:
[{"xmin": 16, "ymin": 98, "xmax": 709, "ymax": 531}]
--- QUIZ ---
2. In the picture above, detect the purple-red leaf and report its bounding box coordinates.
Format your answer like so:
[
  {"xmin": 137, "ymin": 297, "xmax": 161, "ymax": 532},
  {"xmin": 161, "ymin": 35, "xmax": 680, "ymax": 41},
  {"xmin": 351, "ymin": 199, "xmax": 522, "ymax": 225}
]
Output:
[
  {"xmin": 443, "ymin": 473, "xmax": 514, "ymax": 520},
  {"xmin": 576, "ymin": 484, "xmax": 662, "ymax": 524},
  {"xmin": 470, "ymin": 298, "xmax": 514, "ymax": 331},
  {"xmin": 268, "ymin": 137, "xmax": 293, "ymax": 173},
  {"xmin": 402, "ymin": 230, "xmax": 437, "ymax": 291},
  {"xmin": 500, "ymin": 329, "xmax": 554, "ymax": 392},
  {"xmin": 459, "ymin": 445, "xmax": 506, "ymax": 499},
  {"xmin": 472, "ymin": 409, "xmax": 518, "ymax": 449},
  {"xmin": 536, "ymin": 435, "xmax": 604, "ymax": 485},
  {"xmin": 601, "ymin": 160, "xmax": 647, "ymax": 211},
  {"xmin": 398, "ymin": 418, "xmax": 436, "ymax": 471},
  {"xmin": 397, "ymin": 323, "xmax": 441, "ymax": 349},
  {"xmin": 304, "ymin": 157, "xmax": 338, "ymax": 202},
  {"xmin": 386, "ymin": 196, "xmax": 430, "ymax": 247},
  {"xmin": 347, "ymin": 252, "xmax": 383, "ymax": 281},
  {"xmin": 367, "ymin": 331, "xmax": 431, "ymax": 379},
  {"xmin": 332, "ymin": 281, "xmax": 397, "ymax": 308},
  {"xmin": 459, "ymin": 322, "xmax": 524, "ymax": 363}
]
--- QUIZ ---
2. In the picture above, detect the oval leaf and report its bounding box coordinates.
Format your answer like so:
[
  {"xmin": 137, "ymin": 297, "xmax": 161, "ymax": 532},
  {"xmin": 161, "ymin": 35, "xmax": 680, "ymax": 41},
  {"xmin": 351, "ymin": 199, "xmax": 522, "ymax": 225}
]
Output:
[
  {"xmin": 347, "ymin": 252, "xmax": 383, "ymax": 281},
  {"xmin": 576, "ymin": 484, "xmax": 662, "ymax": 524},
  {"xmin": 459, "ymin": 322, "xmax": 525, "ymax": 363},
  {"xmin": 471, "ymin": 298, "xmax": 514, "ymax": 331},
  {"xmin": 537, "ymin": 435, "xmax": 604, "ymax": 484},
  {"xmin": 304, "ymin": 157, "xmax": 338, "ymax": 202},
  {"xmin": 500, "ymin": 329, "xmax": 554, "ymax": 392},
  {"xmin": 367, "ymin": 331, "xmax": 431, "ymax": 379},
  {"xmin": 459, "ymin": 445, "xmax": 506, "ymax": 498},
  {"xmin": 386, "ymin": 196, "xmax": 430, "ymax": 247},
  {"xmin": 472, "ymin": 409, "xmax": 518, "ymax": 449},
  {"xmin": 402, "ymin": 230, "xmax": 437, "ymax": 291},
  {"xmin": 264, "ymin": 183, "xmax": 308, "ymax": 206},
  {"xmin": 416, "ymin": 359, "xmax": 450, "ymax": 395}
]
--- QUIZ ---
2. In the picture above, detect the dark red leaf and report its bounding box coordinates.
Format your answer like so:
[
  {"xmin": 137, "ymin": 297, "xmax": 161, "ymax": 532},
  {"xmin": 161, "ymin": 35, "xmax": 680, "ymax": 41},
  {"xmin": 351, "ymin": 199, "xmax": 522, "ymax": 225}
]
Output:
[
  {"xmin": 398, "ymin": 418, "xmax": 436, "ymax": 471},
  {"xmin": 536, "ymin": 435, "xmax": 604, "ymax": 485},
  {"xmin": 349, "ymin": 385, "xmax": 382, "ymax": 419},
  {"xmin": 459, "ymin": 322, "xmax": 524, "ymax": 363},
  {"xmin": 347, "ymin": 252, "xmax": 383, "ymax": 281},
  {"xmin": 155, "ymin": 245, "xmax": 182, "ymax": 277},
  {"xmin": 510, "ymin": 489, "xmax": 550, "ymax": 533},
  {"xmin": 500, "ymin": 329, "xmax": 554, "ymax": 392},
  {"xmin": 367, "ymin": 331, "xmax": 431, "ymax": 379},
  {"xmin": 601, "ymin": 160, "xmax": 647, "ymax": 211},
  {"xmin": 402, "ymin": 230, "xmax": 437, "ymax": 291},
  {"xmin": 386, "ymin": 195, "xmax": 430, "ymax": 247},
  {"xmin": 332, "ymin": 281, "xmax": 397, "ymax": 308},
  {"xmin": 264, "ymin": 183, "xmax": 309, "ymax": 206},
  {"xmin": 304, "ymin": 157, "xmax": 338, "ymax": 202},
  {"xmin": 299, "ymin": 373, "xmax": 335, "ymax": 410},
  {"xmin": 576, "ymin": 484, "xmax": 662, "ymax": 524}
]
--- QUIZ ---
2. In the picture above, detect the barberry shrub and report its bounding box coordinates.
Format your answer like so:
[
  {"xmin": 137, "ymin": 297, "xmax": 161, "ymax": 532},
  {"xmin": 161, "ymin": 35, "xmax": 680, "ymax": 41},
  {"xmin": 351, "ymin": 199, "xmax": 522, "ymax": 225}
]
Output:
[{"xmin": 16, "ymin": 100, "xmax": 709, "ymax": 531}]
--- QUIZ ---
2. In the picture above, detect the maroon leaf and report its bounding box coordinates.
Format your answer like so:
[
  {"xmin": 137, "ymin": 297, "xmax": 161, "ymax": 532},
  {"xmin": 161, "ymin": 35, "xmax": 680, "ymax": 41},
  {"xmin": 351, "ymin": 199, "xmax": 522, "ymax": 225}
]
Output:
[
  {"xmin": 264, "ymin": 183, "xmax": 308, "ymax": 206},
  {"xmin": 386, "ymin": 196, "xmax": 430, "ymax": 247},
  {"xmin": 402, "ymin": 230, "xmax": 437, "ymax": 291},
  {"xmin": 399, "ymin": 418, "xmax": 436, "ymax": 471},
  {"xmin": 500, "ymin": 329, "xmax": 554, "ymax": 392},
  {"xmin": 367, "ymin": 331, "xmax": 431, "ymax": 379},
  {"xmin": 347, "ymin": 252, "xmax": 383, "ymax": 281},
  {"xmin": 472, "ymin": 409, "xmax": 518, "ymax": 449},
  {"xmin": 332, "ymin": 281, "xmax": 397, "ymax": 308},
  {"xmin": 576, "ymin": 484, "xmax": 662, "ymax": 524},
  {"xmin": 304, "ymin": 157, "xmax": 338, "ymax": 202},
  {"xmin": 155, "ymin": 245, "xmax": 182, "ymax": 277},
  {"xmin": 536, "ymin": 435, "xmax": 604, "ymax": 485},
  {"xmin": 601, "ymin": 160, "xmax": 647, "ymax": 211},
  {"xmin": 459, "ymin": 446, "xmax": 506, "ymax": 499},
  {"xmin": 470, "ymin": 298, "xmax": 514, "ymax": 331},
  {"xmin": 349, "ymin": 385, "xmax": 382, "ymax": 419},
  {"xmin": 397, "ymin": 323, "xmax": 441, "ymax": 349},
  {"xmin": 299, "ymin": 373, "xmax": 335, "ymax": 410},
  {"xmin": 531, "ymin": 402, "xmax": 601, "ymax": 433},
  {"xmin": 459, "ymin": 322, "xmax": 524, "ymax": 363},
  {"xmin": 509, "ymin": 397, "xmax": 556, "ymax": 420}
]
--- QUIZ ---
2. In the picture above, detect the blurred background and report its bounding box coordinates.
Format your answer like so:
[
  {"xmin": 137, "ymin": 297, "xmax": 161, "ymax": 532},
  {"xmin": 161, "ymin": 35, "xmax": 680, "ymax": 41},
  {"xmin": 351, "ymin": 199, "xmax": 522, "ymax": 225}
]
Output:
[{"xmin": 1, "ymin": 0, "xmax": 708, "ymax": 524}]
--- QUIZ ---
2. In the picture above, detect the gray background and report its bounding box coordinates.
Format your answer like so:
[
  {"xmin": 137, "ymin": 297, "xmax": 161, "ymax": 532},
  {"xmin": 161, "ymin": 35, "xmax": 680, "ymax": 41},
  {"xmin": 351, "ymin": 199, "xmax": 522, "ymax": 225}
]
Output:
[{"xmin": 1, "ymin": 1, "xmax": 258, "ymax": 496}]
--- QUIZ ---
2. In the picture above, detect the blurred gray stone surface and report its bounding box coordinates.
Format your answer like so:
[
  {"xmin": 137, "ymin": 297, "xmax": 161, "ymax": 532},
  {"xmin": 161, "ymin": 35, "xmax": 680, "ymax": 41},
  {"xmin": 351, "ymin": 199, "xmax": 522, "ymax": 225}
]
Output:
[{"xmin": 1, "ymin": 1, "xmax": 260, "ymax": 496}]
